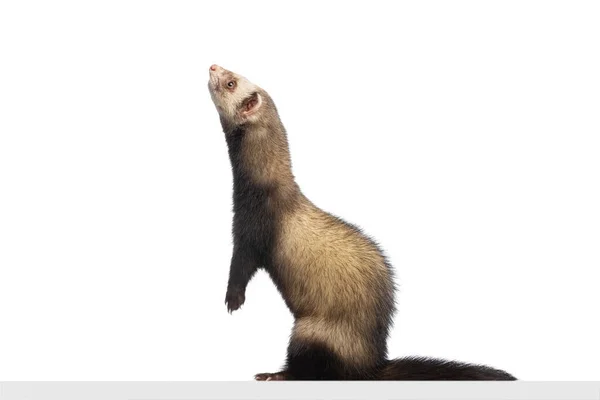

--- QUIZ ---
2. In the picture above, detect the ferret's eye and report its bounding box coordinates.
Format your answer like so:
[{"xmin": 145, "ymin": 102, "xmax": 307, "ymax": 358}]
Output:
[{"xmin": 227, "ymin": 81, "xmax": 235, "ymax": 88}]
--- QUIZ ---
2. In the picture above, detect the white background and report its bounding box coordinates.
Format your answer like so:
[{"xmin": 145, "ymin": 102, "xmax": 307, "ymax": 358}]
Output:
[{"xmin": 1, "ymin": 1, "xmax": 599, "ymax": 381}]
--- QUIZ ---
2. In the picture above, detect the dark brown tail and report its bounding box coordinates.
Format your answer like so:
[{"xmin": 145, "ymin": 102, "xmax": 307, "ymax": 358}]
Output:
[
  {"xmin": 283, "ymin": 339, "xmax": 516, "ymax": 380},
  {"xmin": 378, "ymin": 356, "xmax": 517, "ymax": 380}
]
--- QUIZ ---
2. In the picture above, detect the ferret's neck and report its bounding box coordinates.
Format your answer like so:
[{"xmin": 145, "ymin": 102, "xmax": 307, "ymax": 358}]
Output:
[{"xmin": 225, "ymin": 122, "xmax": 300, "ymax": 205}]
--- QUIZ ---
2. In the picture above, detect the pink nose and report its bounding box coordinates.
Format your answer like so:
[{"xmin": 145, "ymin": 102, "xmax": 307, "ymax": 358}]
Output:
[{"xmin": 210, "ymin": 64, "xmax": 218, "ymax": 71}]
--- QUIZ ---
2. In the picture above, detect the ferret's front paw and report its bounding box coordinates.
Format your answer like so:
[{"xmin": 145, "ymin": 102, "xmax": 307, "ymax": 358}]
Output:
[{"xmin": 225, "ymin": 287, "xmax": 245, "ymax": 313}]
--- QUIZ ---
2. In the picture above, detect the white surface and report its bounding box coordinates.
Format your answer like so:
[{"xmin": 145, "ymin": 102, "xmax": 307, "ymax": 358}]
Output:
[
  {"xmin": 2, "ymin": 382, "xmax": 600, "ymax": 400},
  {"xmin": 0, "ymin": 1, "xmax": 599, "ymax": 381}
]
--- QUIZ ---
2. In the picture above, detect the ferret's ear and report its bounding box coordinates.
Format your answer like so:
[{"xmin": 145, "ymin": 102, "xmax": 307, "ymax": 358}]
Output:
[{"xmin": 240, "ymin": 92, "xmax": 262, "ymax": 118}]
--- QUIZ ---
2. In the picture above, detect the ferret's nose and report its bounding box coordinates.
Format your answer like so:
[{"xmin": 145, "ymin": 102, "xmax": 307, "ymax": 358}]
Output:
[{"xmin": 210, "ymin": 64, "xmax": 219, "ymax": 72}]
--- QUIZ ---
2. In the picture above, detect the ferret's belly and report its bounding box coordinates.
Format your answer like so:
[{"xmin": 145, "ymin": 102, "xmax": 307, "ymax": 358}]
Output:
[{"xmin": 274, "ymin": 206, "xmax": 390, "ymax": 319}]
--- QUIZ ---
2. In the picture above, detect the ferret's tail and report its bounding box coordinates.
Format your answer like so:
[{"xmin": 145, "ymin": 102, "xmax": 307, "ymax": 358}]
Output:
[{"xmin": 377, "ymin": 356, "xmax": 517, "ymax": 380}]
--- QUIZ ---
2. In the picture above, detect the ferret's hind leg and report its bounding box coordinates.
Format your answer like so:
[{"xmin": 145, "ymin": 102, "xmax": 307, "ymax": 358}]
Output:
[
  {"xmin": 254, "ymin": 371, "xmax": 288, "ymax": 381},
  {"xmin": 284, "ymin": 337, "xmax": 345, "ymax": 380},
  {"xmin": 254, "ymin": 337, "xmax": 345, "ymax": 381}
]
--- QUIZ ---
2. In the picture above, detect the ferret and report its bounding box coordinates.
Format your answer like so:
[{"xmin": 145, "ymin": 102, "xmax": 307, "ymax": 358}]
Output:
[{"xmin": 207, "ymin": 64, "xmax": 515, "ymax": 381}]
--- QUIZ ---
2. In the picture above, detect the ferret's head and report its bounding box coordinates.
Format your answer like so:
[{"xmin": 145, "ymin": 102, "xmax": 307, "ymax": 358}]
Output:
[{"xmin": 208, "ymin": 64, "xmax": 271, "ymax": 130}]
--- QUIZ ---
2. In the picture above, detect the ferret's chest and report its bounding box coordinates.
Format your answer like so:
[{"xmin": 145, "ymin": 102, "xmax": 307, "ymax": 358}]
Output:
[{"xmin": 231, "ymin": 183, "xmax": 280, "ymax": 265}]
